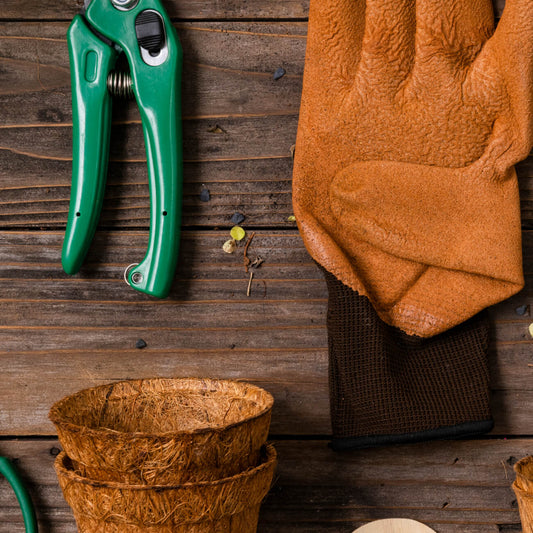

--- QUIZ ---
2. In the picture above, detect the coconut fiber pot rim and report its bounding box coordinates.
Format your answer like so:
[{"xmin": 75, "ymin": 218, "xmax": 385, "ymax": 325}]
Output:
[
  {"xmin": 55, "ymin": 445, "xmax": 277, "ymax": 529},
  {"xmin": 48, "ymin": 377, "xmax": 274, "ymax": 439},
  {"xmin": 55, "ymin": 444, "xmax": 277, "ymax": 491}
]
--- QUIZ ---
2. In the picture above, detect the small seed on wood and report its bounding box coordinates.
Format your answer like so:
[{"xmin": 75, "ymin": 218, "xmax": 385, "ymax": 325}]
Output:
[
  {"xmin": 200, "ymin": 187, "xmax": 211, "ymax": 202},
  {"xmin": 230, "ymin": 226, "xmax": 246, "ymax": 241},
  {"xmin": 273, "ymin": 67, "xmax": 286, "ymax": 80},
  {"xmin": 223, "ymin": 239, "xmax": 237, "ymax": 254},
  {"xmin": 231, "ymin": 212, "xmax": 245, "ymax": 225},
  {"xmin": 208, "ymin": 124, "xmax": 226, "ymax": 134}
]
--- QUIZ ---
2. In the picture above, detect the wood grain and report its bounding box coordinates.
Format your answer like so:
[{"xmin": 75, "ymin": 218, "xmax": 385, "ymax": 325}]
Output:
[
  {"xmin": 0, "ymin": 1, "xmax": 530, "ymax": 532},
  {"xmin": 0, "ymin": 22, "xmax": 306, "ymax": 122},
  {"xmin": 0, "ymin": 0, "xmax": 506, "ymax": 21},
  {"xmin": 0, "ymin": 231, "xmax": 531, "ymax": 436},
  {"xmin": 0, "ymin": 438, "xmax": 526, "ymax": 533},
  {"xmin": 0, "ymin": 0, "xmax": 310, "ymax": 21}
]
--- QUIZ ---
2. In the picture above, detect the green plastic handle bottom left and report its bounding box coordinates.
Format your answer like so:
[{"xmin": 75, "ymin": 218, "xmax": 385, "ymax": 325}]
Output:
[{"xmin": 0, "ymin": 457, "xmax": 38, "ymax": 533}]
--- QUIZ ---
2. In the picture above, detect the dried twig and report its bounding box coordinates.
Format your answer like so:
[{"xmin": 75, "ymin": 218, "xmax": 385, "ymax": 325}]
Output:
[
  {"xmin": 501, "ymin": 460, "xmax": 510, "ymax": 480},
  {"xmin": 247, "ymin": 271, "xmax": 254, "ymax": 297},
  {"xmin": 250, "ymin": 257, "xmax": 264, "ymax": 269},
  {"xmin": 244, "ymin": 232, "xmax": 256, "ymax": 273}
]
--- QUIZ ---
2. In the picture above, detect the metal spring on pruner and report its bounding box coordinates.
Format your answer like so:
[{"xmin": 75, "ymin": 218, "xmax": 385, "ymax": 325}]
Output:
[{"xmin": 107, "ymin": 70, "xmax": 134, "ymax": 99}]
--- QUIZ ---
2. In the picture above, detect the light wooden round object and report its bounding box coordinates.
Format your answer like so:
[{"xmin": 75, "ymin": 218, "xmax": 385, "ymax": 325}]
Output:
[{"xmin": 353, "ymin": 519, "xmax": 436, "ymax": 533}]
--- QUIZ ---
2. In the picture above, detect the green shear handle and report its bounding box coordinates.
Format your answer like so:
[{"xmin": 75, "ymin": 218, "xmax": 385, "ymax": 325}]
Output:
[
  {"xmin": 62, "ymin": 0, "xmax": 183, "ymax": 298},
  {"xmin": 0, "ymin": 457, "xmax": 38, "ymax": 533}
]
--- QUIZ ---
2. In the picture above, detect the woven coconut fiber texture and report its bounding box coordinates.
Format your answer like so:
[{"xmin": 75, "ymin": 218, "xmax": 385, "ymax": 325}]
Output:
[
  {"xmin": 515, "ymin": 456, "xmax": 533, "ymax": 493},
  {"xmin": 49, "ymin": 378, "xmax": 273, "ymax": 484},
  {"xmin": 513, "ymin": 481, "xmax": 533, "ymax": 533},
  {"xmin": 54, "ymin": 444, "xmax": 277, "ymax": 533}
]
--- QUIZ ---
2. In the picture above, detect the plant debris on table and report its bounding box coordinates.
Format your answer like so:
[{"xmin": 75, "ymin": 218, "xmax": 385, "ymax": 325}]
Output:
[
  {"xmin": 231, "ymin": 212, "xmax": 245, "ymax": 225},
  {"xmin": 273, "ymin": 67, "xmax": 286, "ymax": 80},
  {"xmin": 208, "ymin": 124, "xmax": 227, "ymax": 134},
  {"xmin": 220, "ymin": 226, "xmax": 265, "ymax": 296},
  {"xmin": 243, "ymin": 232, "xmax": 256, "ymax": 273},
  {"xmin": 230, "ymin": 226, "xmax": 246, "ymax": 242}
]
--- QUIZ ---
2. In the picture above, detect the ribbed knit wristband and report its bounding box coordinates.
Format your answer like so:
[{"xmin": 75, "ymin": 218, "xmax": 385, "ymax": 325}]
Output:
[{"xmin": 323, "ymin": 269, "xmax": 494, "ymax": 450}]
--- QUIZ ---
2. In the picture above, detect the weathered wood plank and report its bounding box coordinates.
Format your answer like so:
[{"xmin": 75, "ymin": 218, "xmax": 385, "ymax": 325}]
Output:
[
  {"xmin": 1, "ymin": 342, "xmax": 531, "ymax": 436},
  {"xmin": 0, "ymin": 155, "xmax": 296, "ymax": 229},
  {"xmin": 1, "ymin": 116, "xmax": 298, "ymax": 162},
  {"xmin": 0, "ymin": 0, "xmax": 507, "ymax": 21},
  {"xmin": 1, "ymin": 293, "xmax": 533, "ymax": 341},
  {"xmin": 3, "ymin": 22, "xmax": 533, "ymax": 229},
  {"xmin": 0, "ymin": 0, "xmax": 310, "ymax": 21},
  {"xmin": 0, "ymin": 117, "xmax": 299, "ymax": 228},
  {"xmin": 0, "ymin": 22, "xmax": 306, "ymax": 124},
  {"xmin": 0, "ymin": 438, "xmax": 526, "ymax": 533}
]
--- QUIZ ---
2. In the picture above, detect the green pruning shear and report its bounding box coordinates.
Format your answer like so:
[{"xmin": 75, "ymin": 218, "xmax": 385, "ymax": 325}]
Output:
[
  {"xmin": 62, "ymin": 0, "xmax": 183, "ymax": 298},
  {"xmin": 0, "ymin": 456, "xmax": 38, "ymax": 533}
]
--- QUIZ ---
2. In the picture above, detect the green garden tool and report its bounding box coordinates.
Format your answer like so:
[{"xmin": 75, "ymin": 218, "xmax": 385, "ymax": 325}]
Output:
[
  {"xmin": 0, "ymin": 456, "xmax": 38, "ymax": 533},
  {"xmin": 62, "ymin": 0, "xmax": 183, "ymax": 298}
]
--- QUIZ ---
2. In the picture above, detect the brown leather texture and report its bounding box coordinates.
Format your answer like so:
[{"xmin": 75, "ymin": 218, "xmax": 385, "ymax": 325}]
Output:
[{"xmin": 293, "ymin": 0, "xmax": 533, "ymax": 337}]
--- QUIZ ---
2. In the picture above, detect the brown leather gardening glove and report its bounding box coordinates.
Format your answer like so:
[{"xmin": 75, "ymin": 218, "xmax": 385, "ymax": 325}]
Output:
[{"xmin": 293, "ymin": 0, "xmax": 533, "ymax": 338}]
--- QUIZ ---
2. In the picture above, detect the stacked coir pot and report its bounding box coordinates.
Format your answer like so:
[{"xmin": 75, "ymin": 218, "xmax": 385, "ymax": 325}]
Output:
[
  {"xmin": 49, "ymin": 378, "xmax": 276, "ymax": 533},
  {"xmin": 514, "ymin": 457, "xmax": 533, "ymax": 533}
]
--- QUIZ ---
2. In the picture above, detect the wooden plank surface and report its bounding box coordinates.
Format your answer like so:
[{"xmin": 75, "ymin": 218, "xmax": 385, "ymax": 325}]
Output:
[
  {"xmin": 0, "ymin": 0, "xmax": 507, "ymax": 21},
  {"xmin": 3, "ymin": 21, "xmax": 533, "ymax": 229},
  {"xmin": 0, "ymin": 22, "xmax": 306, "ymax": 122},
  {"xmin": 0, "ymin": 22, "xmax": 305, "ymax": 228},
  {"xmin": 0, "ymin": 231, "xmax": 531, "ymax": 437},
  {"xmin": 1, "ymin": 0, "xmax": 531, "ymax": 532},
  {"xmin": 0, "ymin": 0, "xmax": 310, "ymax": 21},
  {"xmin": 0, "ymin": 438, "xmax": 526, "ymax": 533}
]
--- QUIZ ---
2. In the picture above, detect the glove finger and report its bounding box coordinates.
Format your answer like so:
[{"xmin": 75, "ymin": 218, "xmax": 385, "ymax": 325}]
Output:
[
  {"xmin": 356, "ymin": 0, "xmax": 416, "ymax": 93},
  {"xmin": 413, "ymin": 0, "xmax": 494, "ymax": 73},
  {"xmin": 306, "ymin": 0, "xmax": 366, "ymax": 90},
  {"xmin": 481, "ymin": 0, "xmax": 533, "ymax": 159},
  {"xmin": 491, "ymin": 0, "xmax": 533, "ymax": 47}
]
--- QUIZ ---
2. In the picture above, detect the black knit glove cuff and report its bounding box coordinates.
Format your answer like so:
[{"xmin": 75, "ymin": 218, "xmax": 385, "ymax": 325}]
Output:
[{"xmin": 323, "ymin": 269, "xmax": 493, "ymax": 450}]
